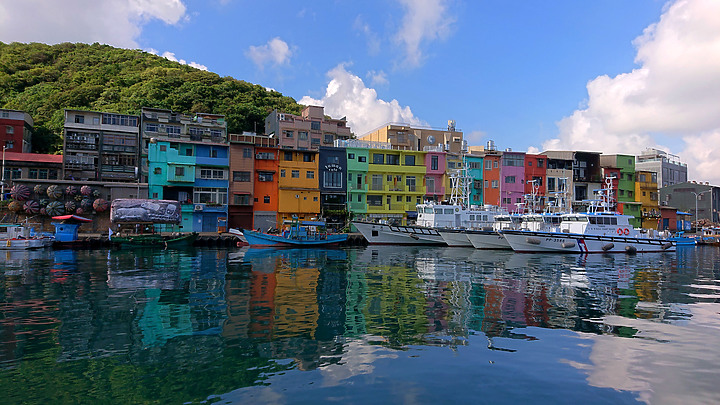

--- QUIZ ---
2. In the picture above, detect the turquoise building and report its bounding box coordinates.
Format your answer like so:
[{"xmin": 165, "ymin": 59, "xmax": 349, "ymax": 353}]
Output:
[
  {"xmin": 143, "ymin": 108, "xmax": 229, "ymax": 233},
  {"xmin": 465, "ymin": 154, "xmax": 484, "ymax": 206}
]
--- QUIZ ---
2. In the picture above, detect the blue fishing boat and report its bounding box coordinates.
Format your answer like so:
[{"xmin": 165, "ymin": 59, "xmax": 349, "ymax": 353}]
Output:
[{"xmin": 241, "ymin": 218, "xmax": 348, "ymax": 247}]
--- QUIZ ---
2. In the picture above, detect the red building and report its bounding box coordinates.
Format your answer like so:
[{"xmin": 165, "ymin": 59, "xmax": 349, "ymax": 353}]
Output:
[
  {"xmin": 524, "ymin": 153, "xmax": 547, "ymax": 211},
  {"xmin": 0, "ymin": 109, "xmax": 33, "ymax": 153},
  {"xmin": 253, "ymin": 145, "xmax": 280, "ymax": 232}
]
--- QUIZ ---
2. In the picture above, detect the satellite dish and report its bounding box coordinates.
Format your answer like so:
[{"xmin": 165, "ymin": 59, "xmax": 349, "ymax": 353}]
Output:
[{"xmin": 427, "ymin": 135, "xmax": 435, "ymax": 145}]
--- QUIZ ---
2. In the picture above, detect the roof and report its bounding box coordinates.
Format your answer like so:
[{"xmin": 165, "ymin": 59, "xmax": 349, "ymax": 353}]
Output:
[
  {"xmin": 52, "ymin": 215, "xmax": 93, "ymax": 222},
  {"xmin": 4, "ymin": 152, "xmax": 63, "ymax": 164}
]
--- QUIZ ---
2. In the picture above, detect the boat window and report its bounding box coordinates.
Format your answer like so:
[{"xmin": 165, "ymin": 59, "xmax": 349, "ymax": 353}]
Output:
[
  {"xmin": 434, "ymin": 208, "xmax": 444, "ymax": 214},
  {"xmin": 444, "ymin": 209, "xmax": 454, "ymax": 214},
  {"xmin": 589, "ymin": 217, "xmax": 597, "ymax": 224},
  {"xmin": 611, "ymin": 217, "xmax": 617, "ymax": 225}
]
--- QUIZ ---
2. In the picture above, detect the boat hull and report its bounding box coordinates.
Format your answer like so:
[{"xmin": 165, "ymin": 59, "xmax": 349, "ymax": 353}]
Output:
[
  {"xmin": 112, "ymin": 232, "xmax": 197, "ymax": 248},
  {"xmin": 466, "ymin": 230, "xmax": 512, "ymax": 250},
  {"xmin": 502, "ymin": 230, "xmax": 676, "ymax": 253},
  {"xmin": 438, "ymin": 229, "xmax": 472, "ymax": 247},
  {"xmin": 0, "ymin": 238, "xmax": 47, "ymax": 250},
  {"xmin": 352, "ymin": 222, "xmax": 446, "ymax": 245},
  {"xmin": 242, "ymin": 229, "xmax": 347, "ymax": 247}
]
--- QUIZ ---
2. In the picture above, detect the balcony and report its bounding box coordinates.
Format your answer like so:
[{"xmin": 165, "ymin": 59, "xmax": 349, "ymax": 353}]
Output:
[
  {"xmin": 367, "ymin": 204, "xmax": 387, "ymax": 212},
  {"xmin": 348, "ymin": 183, "xmax": 368, "ymax": 192},
  {"xmin": 389, "ymin": 203, "xmax": 407, "ymax": 211}
]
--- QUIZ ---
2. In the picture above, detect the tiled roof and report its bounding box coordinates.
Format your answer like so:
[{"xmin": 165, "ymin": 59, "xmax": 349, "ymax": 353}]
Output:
[{"xmin": 4, "ymin": 151, "xmax": 63, "ymax": 164}]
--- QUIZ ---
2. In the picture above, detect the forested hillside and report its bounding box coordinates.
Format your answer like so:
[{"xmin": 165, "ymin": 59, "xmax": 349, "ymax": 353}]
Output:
[{"xmin": 0, "ymin": 42, "xmax": 303, "ymax": 153}]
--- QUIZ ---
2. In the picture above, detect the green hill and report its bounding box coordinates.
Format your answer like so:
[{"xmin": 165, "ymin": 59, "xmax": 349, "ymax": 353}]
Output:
[{"xmin": 0, "ymin": 42, "xmax": 303, "ymax": 153}]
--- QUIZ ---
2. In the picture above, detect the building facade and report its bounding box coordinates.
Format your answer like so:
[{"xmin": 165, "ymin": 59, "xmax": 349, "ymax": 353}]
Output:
[
  {"xmin": 265, "ymin": 106, "xmax": 352, "ymax": 151},
  {"xmin": 0, "ymin": 109, "xmax": 33, "ymax": 153},
  {"xmin": 277, "ymin": 149, "xmax": 320, "ymax": 224},
  {"xmin": 424, "ymin": 148, "xmax": 446, "ymax": 202},
  {"xmin": 318, "ymin": 146, "xmax": 348, "ymax": 230},
  {"xmin": 660, "ymin": 182, "xmax": 720, "ymax": 224},
  {"xmin": 636, "ymin": 148, "xmax": 687, "ymax": 188},
  {"xmin": 228, "ymin": 133, "xmax": 275, "ymax": 230},
  {"xmin": 253, "ymin": 145, "xmax": 279, "ymax": 232},
  {"xmin": 500, "ymin": 151, "xmax": 525, "ymax": 212},
  {"xmin": 63, "ymin": 109, "xmax": 140, "ymax": 184},
  {"xmin": 361, "ymin": 120, "xmax": 465, "ymax": 154},
  {"xmin": 600, "ymin": 154, "xmax": 636, "ymax": 202},
  {"xmin": 524, "ymin": 153, "xmax": 547, "ymax": 212}
]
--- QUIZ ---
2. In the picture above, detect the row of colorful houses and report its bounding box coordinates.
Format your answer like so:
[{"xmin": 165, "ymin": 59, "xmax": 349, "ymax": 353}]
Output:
[{"xmin": 3, "ymin": 105, "xmax": 708, "ymax": 233}]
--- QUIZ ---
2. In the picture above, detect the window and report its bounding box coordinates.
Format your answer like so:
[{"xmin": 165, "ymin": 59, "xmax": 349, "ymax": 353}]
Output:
[
  {"xmin": 367, "ymin": 195, "xmax": 383, "ymax": 206},
  {"xmin": 152, "ymin": 193, "xmax": 158, "ymax": 198},
  {"xmin": 184, "ymin": 148, "xmax": 193, "ymax": 156},
  {"xmin": 29, "ymin": 168, "xmax": 38, "ymax": 179},
  {"xmin": 371, "ymin": 174, "xmax": 383, "ymax": 190},
  {"xmin": 306, "ymin": 170, "xmax": 314, "ymax": 179},
  {"xmin": 313, "ymin": 196, "xmax": 318, "ymax": 201},
  {"xmin": 537, "ymin": 159, "xmax": 544, "ymax": 168},
  {"xmin": 406, "ymin": 176, "xmax": 416, "ymax": 192},
  {"xmin": 327, "ymin": 156, "xmax": 340, "ymax": 164},
  {"xmin": 256, "ymin": 152, "xmax": 275, "ymax": 160},
  {"xmin": 348, "ymin": 153, "xmax": 355, "ymax": 159},
  {"xmin": 324, "ymin": 171, "xmax": 342, "ymax": 188},
  {"xmin": 291, "ymin": 170, "xmax": 300, "ymax": 178},
  {"xmin": 505, "ymin": 176, "xmax": 516, "ymax": 184},
  {"xmin": 233, "ymin": 171, "xmax": 251, "ymax": 182},
  {"xmin": 154, "ymin": 167, "xmax": 162, "ymax": 175},
  {"xmin": 405, "ymin": 155, "xmax": 415, "ymax": 166},
  {"xmin": 494, "ymin": 161, "xmax": 498, "ymax": 168},
  {"xmin": 210, "ymin": 148, "xmax": 218, "ymax": 158},
  {"xmin": 426, "ymin": 177, "xmax": 435, "ymax": 193},
  {"xmin": 5, "ymin": 126, "xmax": 13, "ymax": 134},
  {"xmin": 491, "ymin": 180, "xmax": 499, "ymax": 188},
  {"xmin": 74, "ymin": 115, "xmax": 84, "ymax": 124},
  {"xmin": 503, "ymin": 198, "xmax": 511, "ymax": 204},
  {"xmin": 48, "ymin": 169, "xmax": 58, "ymax": 180},
  {"xmin": 258, "ymin": 172, "xmax": 274, "ymax": 182},
  {"xmin": 234, "ymin": 194, "xmax": 251, "ymax": 205},
  {"xmin": 431, "ymin": 156, "xmax": 439, "ymax": 171},
  {"xmin": 311, "ymin": 121, "xmax": 321, "ymax": 130},
  {"xmin": 397, "ymin": 196, "xmax": 403, "ymax": 202},
  {"xmin": 528, "ymin": 161, "xmax": 532, "ymax": 167},
  {"xmin": 199, "ymin": 168, "xmax": 227, "ymax": 180},
  {"xmin": 324, "ymin": 134, "xmax": 334, "ymax": 144},
  {"xmin": 284, "ymin": 151, "xmax": 293, "ymax": 161},
  {"xmin": 503, "ymin": 155, "xmax": 524, "ymax": 167},
  {"xmin": 298, "ymin": 131, "xmax": 308, "ymax": 140},
  {"xmin": 532, "ymin": 176, "xmax": 543, "ymax": 186},
  {"xmin": 159, "ymin": 145, "xmax": 167, "ymax": 152},
  {"xmin": 311, "ymin": 138, "xmax": 321, "ymax": 146},
  {"xmin": 5, "ymin": 141, "xmax": 14, "ymax": 149},
  {"xmin": 406, "ymin": 196, "xmax": 412, "ymax": 202},
  {"xmin": 373, "ymin": 154, "xmax": 384, "ymax": 164},
  {"xmin": 264, "ymin": 196, "xmax": 270, "ymax": 203},
  {"xmin": 303, "ymin": 153, "xmax": 313, "ymax": 162},
  {"xmin": 280, "ymin": 169, "xmax": 286, "ymax": 178},
  {"xmin": 386, "ymin": 154, "xmax": 400, "ymax": 165},
  {"xmin": 283, "ymin": 130, "xmax": 294, "ymax": 138},
  {"xmin": 146, "ymin": 123, "xmax": 158, "ymax": 133},
  {"xmin": 243, "ymin": 147, "xmax": 252, "ymax": 158},
  {"xmin": 358, "ymin": 156, "xmax": 367, "ymax": 163},
  {"xmin": 485, "ymin": 161, "xmax": 492, "ymax": 170},
  {"xmin": 175, "ymin": 167, "xmax": 185, "ymax": 176}
]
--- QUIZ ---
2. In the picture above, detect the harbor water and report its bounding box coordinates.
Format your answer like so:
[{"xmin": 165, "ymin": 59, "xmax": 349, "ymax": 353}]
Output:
[{"xmin": 1, "ymin": 246, "xmax": 719, "ymax": 404}]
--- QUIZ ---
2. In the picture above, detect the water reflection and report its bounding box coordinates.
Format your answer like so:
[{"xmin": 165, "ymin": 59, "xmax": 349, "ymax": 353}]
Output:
[{"xmin": 0, "ymin": 246, "xmax": 718, "ymax": 403}]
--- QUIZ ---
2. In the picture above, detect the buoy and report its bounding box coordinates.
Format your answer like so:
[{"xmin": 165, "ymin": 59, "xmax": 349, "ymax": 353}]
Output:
[
  {"xmin": 561, "ymin": 241, "xmax": 575, "ymax": 248},
  {"xmin": 602, "ymin": 243, "xmax": 615, "ymax": 251},
  {"xmin": 526, "ymin": 237, "xmax": 541, "ymax": 245},
  {"xmin": 662, "ymin": 242, "xmax": 673, "ymax": 250},
  {"xmin": 625, "ymin": 245, "xmax": 637, "ymax": 254}
]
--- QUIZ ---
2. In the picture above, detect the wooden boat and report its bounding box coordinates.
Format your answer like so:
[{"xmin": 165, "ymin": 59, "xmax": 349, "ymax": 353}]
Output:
[{"xmin": 242, "ymin": 218, "xmax": 347, "ymax": 247}]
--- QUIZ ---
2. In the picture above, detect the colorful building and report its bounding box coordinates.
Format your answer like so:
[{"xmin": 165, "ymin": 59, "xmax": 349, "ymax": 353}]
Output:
[
  {"xmin": 318, "ymin": 146, "xmax": 348, "ymax": 230},
  {"xmin": 63, "ymin": 109, "xmax": 140, "ymax": 184},
  {"xmin": 600, "ymin": 154, "xmax": 636, "ymax": 202},
  {"xmin": 635, "ymin": 170, "xmax": 660, "ymax": 229},
  {"xmin": 228, "ymin": 133, "xmax": 275, "ymax": 230},
  {"xmin": 500, "ymin": 151, "xmax": 525, "ymax": 212},
  {"xmin": 424, "ymin": 147, "xmax": 446, "ymax": 202},
  {"xmin": 524, "ymin": 153, "xmax": 547, "ymax": 211},
  {"xmin": 265, "ymin": 105, "xmax": 352, "ymax": 151},
  {"xmin": 144, "ymin": 108, "xmax": 228, "ymax": 232},
  {"xmin": 277, "ymin": 149, "xmax": 320, "ymax": 224},
  {"xmin": 0, "ymin": 109, "xmax": 33, "ymax": 153},
  {"xmin": 361, "ymin": 120, "xmax": 465, "ymax": 154},
  {"xmin": 253, "ymin": 145, "xmax": 279, "ymax": 232},
  {"xmin": 343, "ymin": 141, "xmax": 371, "ymax": 220},
  {"xmin": 465, "ymin": 154, "xmax": 484, "ymax": 206},
  {"xmin": 365, "ymin": 147, "xmax": 426, "ymax": 224}
]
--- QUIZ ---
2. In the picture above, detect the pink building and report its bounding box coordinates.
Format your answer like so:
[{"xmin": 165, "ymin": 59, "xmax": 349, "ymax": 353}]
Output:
[
  {"xmin": 424, "ymin": 150, "xmax": 446, "ymax": 202},
  {"xmin": 501, "ymin": 151, "xmax": 526, "ymax": 212}
]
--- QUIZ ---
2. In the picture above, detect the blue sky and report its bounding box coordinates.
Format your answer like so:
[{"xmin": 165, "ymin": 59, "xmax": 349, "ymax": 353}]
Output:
[{"xmin": 1, "ymin": 0, "xmax": 720, "ymax": 183}]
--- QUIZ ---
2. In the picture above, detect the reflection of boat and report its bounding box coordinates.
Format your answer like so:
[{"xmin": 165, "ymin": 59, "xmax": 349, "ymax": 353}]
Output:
[
  {"xmin": 238, "ymin": 247, "xmax": 348, "ymax": 272},
  {"xmin": 0, "ymin": 224, "xmax": 51, "ymax": 250},
  {"xmin": 228, "ymin": 228, "xmax": 249, "ymax": 246},
  {"xmin": 242, "ymin": 218, "xmax": 347, "ymax": 247}
]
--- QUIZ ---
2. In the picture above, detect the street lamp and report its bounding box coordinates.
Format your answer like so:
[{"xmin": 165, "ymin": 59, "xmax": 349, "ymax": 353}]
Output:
[
  {"xmin": 691, "ymin": 189, "xmax": 710, "ymax": 232},
  {"xmin": 1, "ymin": 145, "xmax": 7, "ymax": 201}
]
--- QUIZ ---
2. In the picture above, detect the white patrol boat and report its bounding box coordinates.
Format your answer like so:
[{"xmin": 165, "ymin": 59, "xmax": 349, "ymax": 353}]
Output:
[{"xmin": 502, "ymin": 178, "xmax": 675, "ymax": 253}]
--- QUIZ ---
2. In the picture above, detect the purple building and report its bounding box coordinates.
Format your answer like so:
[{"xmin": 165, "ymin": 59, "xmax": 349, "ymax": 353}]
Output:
[
  {"xmin": 424, "ymin": 149, "xmax": 446, "ymax": 202},
  {"xmin": 501, "ymin": 151, "xmax": 526, "ymax": 212}
]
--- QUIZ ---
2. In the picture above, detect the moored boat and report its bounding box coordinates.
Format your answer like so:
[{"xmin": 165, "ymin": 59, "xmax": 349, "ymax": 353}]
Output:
[
  {"xmin": 242, "ymin": 218, "xmax": 347, "ymax": 247},
  {"xmin": 0, "ymin": 224, "xmax": 50, "ymax": 250}
]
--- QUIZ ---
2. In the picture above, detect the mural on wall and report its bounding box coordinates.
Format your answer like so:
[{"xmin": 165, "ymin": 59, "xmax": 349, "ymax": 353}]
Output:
[{"xmin": 2, "ymin": 183, "xmax": 108, "ymax": 218}]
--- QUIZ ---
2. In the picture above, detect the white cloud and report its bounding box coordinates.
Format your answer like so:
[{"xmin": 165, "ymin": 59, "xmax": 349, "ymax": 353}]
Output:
[
  {"xmin": 394, "ymin": 0, "xmax": 454, "ymax": 67},
  {"xmin": 366, "ymin": 70, "xmax": 389, "ymax": 86},
  {"xmin": 160, "ymin": 51, "xmax": 208, "ymax": 71},
  {"xmin": 465, "ymin": 130, "xmax": 487, "ymax": 147},
  {"xmin": 541, "ymin": 0, "xmax": 720, "ymax": 183},
  {"xmin": 246, "ymin": 37, "xmax": 293, "ymax": 69},
  {"xmin": 354, "ymin": 15, "xmax": 381, "ymax": 55},
  {"xmin": 300, "ymin": 64, "xmax": 426, "ymax": 136},
  {"xmin": 0, "ymin": 0, "xmax": 187, "ymax": 48}
]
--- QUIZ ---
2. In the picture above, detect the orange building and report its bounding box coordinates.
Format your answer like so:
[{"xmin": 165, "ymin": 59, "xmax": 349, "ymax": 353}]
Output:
[
  {"xmin": 253, "ymin": 145, "xmax": 279, "ymax": 232},
  {"xmin": 228, "ymin": 133, "xmax": 275, "ymax": 230},
  {"xmin": 482, "ymin": 154, "xmax": 502, "ymax": 206}
]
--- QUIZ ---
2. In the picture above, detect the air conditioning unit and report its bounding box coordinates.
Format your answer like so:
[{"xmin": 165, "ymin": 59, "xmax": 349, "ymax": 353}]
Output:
[{"xmin": 194, "ymin": 204, "xmax": 204, "ymax": 211}]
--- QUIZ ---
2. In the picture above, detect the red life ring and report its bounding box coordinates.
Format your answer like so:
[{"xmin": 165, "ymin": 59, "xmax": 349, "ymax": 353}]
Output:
[
  {"xmin": 623, "ymin": 228, "xmax": 630, "ymax": 235},
  {"xmin": 616, "ymin": 228, "xmax": 623, "ymax": 235}
]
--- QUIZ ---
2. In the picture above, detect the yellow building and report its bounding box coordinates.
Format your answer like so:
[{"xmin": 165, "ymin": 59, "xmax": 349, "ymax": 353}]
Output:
[
  {"xmin": 635, "ymin": 170, "xmax": 660, "ymax": 229},
  {"xmin": 360, "ymin": 121, "xmax": 465, "ymax": 154},
  {"xmin": 366, "ymin": 148, "xmax": 426, "ymax": 224},
  {"xmin": 277, "ymin": 149, "xmax": 320, "ymax": 224}
]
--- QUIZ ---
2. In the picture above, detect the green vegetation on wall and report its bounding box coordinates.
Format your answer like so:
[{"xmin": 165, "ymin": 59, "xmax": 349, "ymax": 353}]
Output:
[{"xmin": 0, "ymin": 42, "xmax": 303, "ymax": 153}]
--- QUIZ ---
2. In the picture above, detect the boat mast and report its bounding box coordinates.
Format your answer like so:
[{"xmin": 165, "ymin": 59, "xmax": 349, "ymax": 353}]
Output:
[{"xmin": 449, "ymin": 153, "xmax": 471, "ymax": 209}]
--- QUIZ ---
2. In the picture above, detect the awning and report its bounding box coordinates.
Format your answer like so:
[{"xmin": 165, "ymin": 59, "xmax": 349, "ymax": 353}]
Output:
[
  {"xmin": 52, "ymin": 215, "xmax": 92, "ymax": 222},
  {"xmin": 406, "ymin": 211, "xmax": 418, "ymax": 218},
  {"xmin": 676, "ymin": 211, "xmax": 693, "ymax": 216}
]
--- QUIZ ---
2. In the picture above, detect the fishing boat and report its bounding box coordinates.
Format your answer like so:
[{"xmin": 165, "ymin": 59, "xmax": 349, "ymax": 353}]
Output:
[
  {"xmin": 0, "ymin": 224, "xmax": 51, "ymax": 250},
  {"xmin": 109, "ymin": 199, "xmax": 197, "ymax": 248},
  {"xmin": 502, "ymin": 178, "xmax": 676, "ymax": 253},
  {"xmin": 241, "ymin": 218, "xmax": 347, "ymax": 247}
]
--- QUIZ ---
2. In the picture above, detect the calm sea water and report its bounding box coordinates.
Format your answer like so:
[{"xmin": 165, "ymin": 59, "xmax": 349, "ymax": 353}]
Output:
[{"xmin": 1, "ymin": 245, "xmax": 719, "ymax": 404}]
